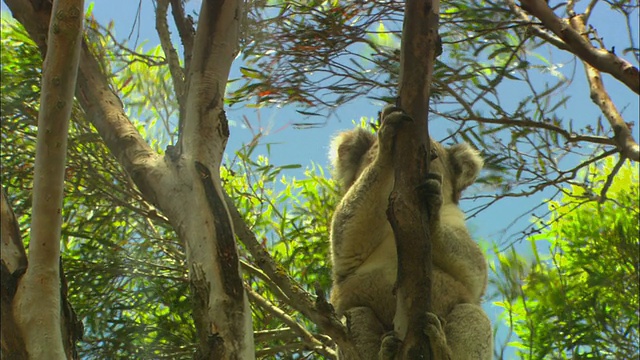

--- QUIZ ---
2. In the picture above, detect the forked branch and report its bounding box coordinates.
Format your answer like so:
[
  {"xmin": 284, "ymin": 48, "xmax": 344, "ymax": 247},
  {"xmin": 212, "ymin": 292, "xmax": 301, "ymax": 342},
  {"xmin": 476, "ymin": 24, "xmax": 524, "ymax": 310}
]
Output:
[
  {"xmin": 519, "ymin": 0, "xmax": 640, "ymax": 94},
  {"xmin": 568, "ymin": 14, "xmax": 639, "ymax": 162}
]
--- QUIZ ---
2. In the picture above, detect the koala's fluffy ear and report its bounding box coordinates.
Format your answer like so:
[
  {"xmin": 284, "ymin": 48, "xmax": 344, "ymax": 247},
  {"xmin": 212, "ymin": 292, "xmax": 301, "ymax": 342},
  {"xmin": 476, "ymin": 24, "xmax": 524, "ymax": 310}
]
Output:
[
  {"xmin": 447, "ymin": 143, "xmax": 483, "ymax": 196},
  {"xmin": 330, "ymin": 128, "xmax": 376, "ymax": 190}
]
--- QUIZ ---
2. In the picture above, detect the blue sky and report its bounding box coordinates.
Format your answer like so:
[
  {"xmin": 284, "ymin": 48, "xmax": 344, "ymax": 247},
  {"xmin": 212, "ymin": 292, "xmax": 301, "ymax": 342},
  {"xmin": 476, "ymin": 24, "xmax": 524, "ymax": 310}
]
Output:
[{"xmin": 2, "ymin": 0, "xmax": 637, "ymax": 357}]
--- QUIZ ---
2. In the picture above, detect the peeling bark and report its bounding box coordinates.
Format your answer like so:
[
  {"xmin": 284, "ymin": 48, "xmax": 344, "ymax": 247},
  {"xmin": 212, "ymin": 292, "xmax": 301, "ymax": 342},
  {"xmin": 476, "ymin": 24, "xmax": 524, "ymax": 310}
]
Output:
[{"xmin": 1, "ymin": 189, "xmax": 28, "ymax": 359}]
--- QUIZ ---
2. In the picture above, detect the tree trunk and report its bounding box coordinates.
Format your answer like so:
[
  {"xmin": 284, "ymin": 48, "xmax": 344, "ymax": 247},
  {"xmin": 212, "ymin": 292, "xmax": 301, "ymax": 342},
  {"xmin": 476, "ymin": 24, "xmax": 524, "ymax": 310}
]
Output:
[
  {"xmin": 5, "ymin": 0, "xmax": 84, "ymax": 358},
  {"xmin": 165, "ymin": 1, "xmax": 254, "ymax": 358},
  {"xmin": 389, "ymin": 0, "xmax": 441, "ymax": 358}
]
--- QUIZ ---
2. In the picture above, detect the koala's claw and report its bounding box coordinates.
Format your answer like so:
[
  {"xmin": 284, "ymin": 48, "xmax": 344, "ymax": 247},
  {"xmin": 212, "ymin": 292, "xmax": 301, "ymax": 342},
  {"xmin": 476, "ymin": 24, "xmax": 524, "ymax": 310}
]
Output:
[
  {"xmin": 425, "ymin": 172, "xmax": 443, "ymax": 183},
  {"xmin": 378, "ymin": 105, "xmax": 413, "ymax": 155},
  {"xmin": 429, "ymin": 146, "xmax": 439, "ymax": 161},
  {"xmin": 380, "ymin": 105, "xmax": 413, "ymax": 123},
  {"xmin": 424, "ymin": 312, "xmax": 453, "ymax": 360},
  {"xmin": 379, "ymin": 331, "xmax": 402, "ymax": 360},
  {"xmin": 377, "ymin": 315, "xmax": 452, "ymax": 360},
  {"xmin": 417, "ymin": 173, "xmax": 443, "ymax": 192},
  {"xmin": 416, "ymin": 173, "xmax": 444, "ymax": 217}
]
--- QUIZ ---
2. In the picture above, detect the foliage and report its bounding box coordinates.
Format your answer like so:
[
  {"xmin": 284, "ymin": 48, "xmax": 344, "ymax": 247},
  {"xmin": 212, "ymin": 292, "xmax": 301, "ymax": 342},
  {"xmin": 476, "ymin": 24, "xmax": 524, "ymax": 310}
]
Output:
[
  {"xmin": 224, "ymin": 152, "xmax": 336, "ymax": 358},
  {"xmin": 493, "ymin": 158, "xmax": 639, "ymax": 359}
]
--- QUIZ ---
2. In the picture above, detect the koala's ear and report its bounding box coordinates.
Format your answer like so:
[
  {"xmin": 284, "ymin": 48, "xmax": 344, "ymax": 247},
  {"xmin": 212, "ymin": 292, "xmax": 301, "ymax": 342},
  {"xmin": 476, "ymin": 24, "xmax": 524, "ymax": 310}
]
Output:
[
  {"xmin": 330, "ymin": 128, "xmax": 376, "ymax": 190},
  {"xmin": 447, "ymin": 143, "xmax": 483, "ymax": 193}
]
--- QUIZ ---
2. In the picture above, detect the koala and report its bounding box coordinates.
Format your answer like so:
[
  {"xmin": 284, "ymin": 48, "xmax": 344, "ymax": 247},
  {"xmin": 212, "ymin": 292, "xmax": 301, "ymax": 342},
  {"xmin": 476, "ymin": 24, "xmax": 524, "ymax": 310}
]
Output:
[{"xmin": 329, "ymin": 105, "xmax": 492, "ymax": 359}]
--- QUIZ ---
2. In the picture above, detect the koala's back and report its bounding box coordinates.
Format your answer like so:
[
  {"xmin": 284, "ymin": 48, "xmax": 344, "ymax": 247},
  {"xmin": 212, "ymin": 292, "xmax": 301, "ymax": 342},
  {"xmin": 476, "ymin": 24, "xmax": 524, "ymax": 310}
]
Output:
[
  {"xmin": 331, "ymin": 219, "xmax": 476, "ymax": 329},
  {"xmin": 332, "ymin": 261, "xmax": 475, "ymax": 329},
  {"xmin": 329, "ymin": 125, "xmax": 485, "ymax": 328}
]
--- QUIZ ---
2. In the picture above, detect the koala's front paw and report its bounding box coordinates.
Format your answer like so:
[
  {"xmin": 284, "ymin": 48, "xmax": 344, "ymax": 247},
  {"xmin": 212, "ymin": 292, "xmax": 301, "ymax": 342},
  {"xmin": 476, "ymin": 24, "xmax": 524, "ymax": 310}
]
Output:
[
  {"xmin": 379, "ymin": 331, "xmax": 402, "ymax": 360},
  {"xmin": 378, "ymin": 105, "xmax": 413, "ymax": 155},
  {"xmin": 424, "ymin": 312, "xmax": 453, "ymax": 360},
  {"xmin": 416, "ymin": 173, "xmax": 443, "ymax": 217}
]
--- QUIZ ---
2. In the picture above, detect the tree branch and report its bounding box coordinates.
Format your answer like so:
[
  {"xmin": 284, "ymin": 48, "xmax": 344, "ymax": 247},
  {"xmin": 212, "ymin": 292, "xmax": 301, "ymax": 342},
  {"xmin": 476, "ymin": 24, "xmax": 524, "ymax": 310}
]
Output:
[
  {"xmin": 254, "ymin": 328, "xmax": 297, "ymax": 343},
  {"xmin": 598, "ymin": 154, "xmax": 625, "ymax": 202},
  {"xmin": 169, "ymin": 0, "xmax": 195, "ymax": 71},
  {"xmin": 520, "ymin": 0, "xmax": 640, "ymax": 94},
  {"xmin": 1, "ymin": 189, "xmax": 28, "ymax": 358},
  {"xmin": 241, "ymin": 261, "xmax": 291, "ymax": 303},
  {"xmin": 505, "ymin": 0, "xmax": 570, "ymax": 51},
  {"xmin": 168, "ymin": 0, "xmax": 195, "ymax": 136},
  {"xmin": 180, "ymin": 0, "xmax": 240, "ymax": 161},
  {"xmin": 4, "ymin": 0, "xmax": 165, "ymax": 206},
  {"xmin": 11, "ymin": 0, "xmax": 84, "ymax": 357},
  {"xmin": 156, "ymin": 0, "xmax": 185, "ymax": 110},
  {"xmin": 245, "ymin": 286, "xmax": 336, "ymax": 359},
  {"xmin": 465, "ymin": 116, "xmax": 617, "ymax": 147},
  {"xmin": 1, "ymin": 189, "xmax": 27, "ymax": 274},
  {"xmin": 75, "ymin": 41, "xmax": 165, "ymax": 205},
  {"xmin": 568, "ymin": 15, "xmax": 639, "ymax": 162}
]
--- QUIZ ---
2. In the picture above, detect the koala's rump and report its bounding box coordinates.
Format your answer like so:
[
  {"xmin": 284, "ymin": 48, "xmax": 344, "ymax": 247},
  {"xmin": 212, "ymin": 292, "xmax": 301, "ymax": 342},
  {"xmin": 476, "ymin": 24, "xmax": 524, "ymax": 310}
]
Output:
[
  {"xmin": 332, "ymin": 267, "xmax": 474, "ymax": 330},
  {"xmin": 431, "ymin": 267, "xmax": 475, "ymax": 317}
]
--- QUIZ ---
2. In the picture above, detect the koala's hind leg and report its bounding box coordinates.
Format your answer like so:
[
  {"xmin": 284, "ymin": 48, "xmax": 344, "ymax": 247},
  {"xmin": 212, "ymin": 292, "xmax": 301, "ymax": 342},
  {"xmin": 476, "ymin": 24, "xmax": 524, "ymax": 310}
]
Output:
[
  {"xmin": 340, "ymin": 307, "xmax": 385, "ymax": 360},
  {"xmin": 445, "ymin": 303, "xmax": 493, "ymax": 360}
]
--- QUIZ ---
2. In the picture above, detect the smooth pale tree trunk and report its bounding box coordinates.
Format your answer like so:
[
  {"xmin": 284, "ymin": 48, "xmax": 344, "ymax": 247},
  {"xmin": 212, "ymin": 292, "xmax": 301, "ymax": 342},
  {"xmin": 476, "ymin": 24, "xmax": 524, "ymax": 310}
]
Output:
[
  {"xmin": 153, "ymin": 1, "xmax": 255, "ymax": 357},
  {"xmin": 6, "ymin": 0, "xmax": 84, "ymax": 359},
  {"xmin": 5, "ymin": 0, "xmax": 254, "ymax": 358},
  {"xmin": 76, "ymin": 0, "xmax": 256, "ymax": 357}
]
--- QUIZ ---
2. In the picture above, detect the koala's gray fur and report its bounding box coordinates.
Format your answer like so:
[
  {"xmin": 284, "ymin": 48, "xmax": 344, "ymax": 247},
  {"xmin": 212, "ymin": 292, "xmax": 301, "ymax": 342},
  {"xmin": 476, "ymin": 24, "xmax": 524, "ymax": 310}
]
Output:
[{"xmin": 329, "ymin": 106, "xmax": 492, "ymax": 359}]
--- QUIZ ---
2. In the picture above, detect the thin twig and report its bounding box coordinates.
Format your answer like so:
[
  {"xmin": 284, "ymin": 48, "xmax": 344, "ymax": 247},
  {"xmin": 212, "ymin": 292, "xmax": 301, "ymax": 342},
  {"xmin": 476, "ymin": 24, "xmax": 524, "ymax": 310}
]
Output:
[{"xmin": 599, "ymin": 155, "xmax": 625, "ymax": 203}]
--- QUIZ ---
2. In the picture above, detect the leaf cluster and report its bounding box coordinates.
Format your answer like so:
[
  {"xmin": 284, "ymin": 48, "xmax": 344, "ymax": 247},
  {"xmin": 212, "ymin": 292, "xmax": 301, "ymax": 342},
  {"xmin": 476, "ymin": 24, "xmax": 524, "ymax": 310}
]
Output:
[
  {"xmin": 493, "ymin": 158, "xmax": 639, "ymax": 359},
  {"xmin": 223, "ymin": 144, "xmax": 337, "ymax": 357}
]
